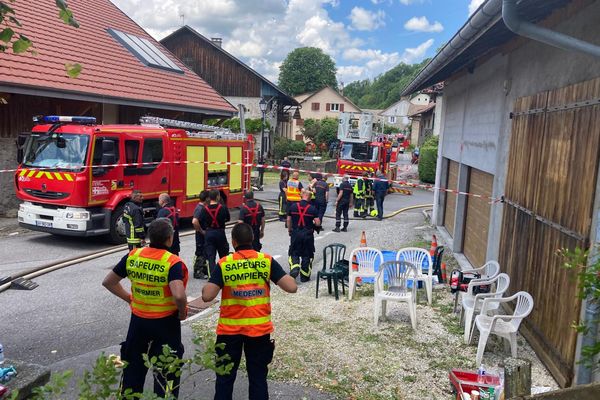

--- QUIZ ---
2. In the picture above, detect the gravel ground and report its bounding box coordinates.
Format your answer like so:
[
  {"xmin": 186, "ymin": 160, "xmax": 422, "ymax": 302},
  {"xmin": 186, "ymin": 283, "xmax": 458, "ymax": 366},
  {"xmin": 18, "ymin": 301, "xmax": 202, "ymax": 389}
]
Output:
[{"xmin": 193, "ymin": 212, "xmax": 559, "ymax": 400}]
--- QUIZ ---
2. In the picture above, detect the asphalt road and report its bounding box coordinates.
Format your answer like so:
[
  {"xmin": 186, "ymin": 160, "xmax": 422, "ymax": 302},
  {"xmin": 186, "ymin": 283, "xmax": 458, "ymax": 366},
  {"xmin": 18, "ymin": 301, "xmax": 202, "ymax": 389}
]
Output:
[{"xmin": 0, "ymin": 174, "xmax": 432, "ymax": 398}]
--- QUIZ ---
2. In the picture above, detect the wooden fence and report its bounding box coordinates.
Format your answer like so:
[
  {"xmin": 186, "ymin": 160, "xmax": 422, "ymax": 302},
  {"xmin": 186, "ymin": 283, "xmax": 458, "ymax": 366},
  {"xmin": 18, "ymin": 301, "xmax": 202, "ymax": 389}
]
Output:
[{"xmin": 499, "ymin": 77, "xmax": 600, "ymax": 387}]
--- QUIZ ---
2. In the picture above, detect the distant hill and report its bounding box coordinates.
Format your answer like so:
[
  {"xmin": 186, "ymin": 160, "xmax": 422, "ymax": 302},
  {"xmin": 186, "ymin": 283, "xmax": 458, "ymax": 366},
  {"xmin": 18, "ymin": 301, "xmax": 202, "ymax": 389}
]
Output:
[{"xmin": 343, "ymin": 59, "xmax": 430, "ymax": 110}]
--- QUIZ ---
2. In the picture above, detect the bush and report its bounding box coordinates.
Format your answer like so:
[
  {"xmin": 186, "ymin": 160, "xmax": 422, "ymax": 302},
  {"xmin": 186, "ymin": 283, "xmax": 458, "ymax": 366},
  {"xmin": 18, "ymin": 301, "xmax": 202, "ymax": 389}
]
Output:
[
  {"xmin": 301, "ymin": 117, "xmax": 338, "ymax": 152},
  {"xmin": 273, "ymin": 137, "xmax": 306, "ymax": 159},
  {"xmin": 418, "ymin": 135, "xmax": 438, "ymax": 183}
]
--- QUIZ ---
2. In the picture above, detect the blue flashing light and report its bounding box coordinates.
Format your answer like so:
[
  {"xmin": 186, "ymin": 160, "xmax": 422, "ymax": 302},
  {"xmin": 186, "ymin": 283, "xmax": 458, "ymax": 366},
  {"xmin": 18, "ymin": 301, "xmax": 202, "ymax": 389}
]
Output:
[{"xmin": 36, "ymin": 115, "xmax": 97, "ymax": 124}]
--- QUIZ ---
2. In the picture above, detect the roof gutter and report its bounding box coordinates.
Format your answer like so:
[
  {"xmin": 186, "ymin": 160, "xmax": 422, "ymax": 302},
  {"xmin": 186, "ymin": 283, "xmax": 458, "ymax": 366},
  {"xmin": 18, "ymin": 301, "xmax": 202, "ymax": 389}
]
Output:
[
  {"xmin": 502, "ymin": 0, "xmax": 600, "ymax": 58},
  {"xmin": 401, "ymin": 0, "xmax": 502, "ymax": 96}
]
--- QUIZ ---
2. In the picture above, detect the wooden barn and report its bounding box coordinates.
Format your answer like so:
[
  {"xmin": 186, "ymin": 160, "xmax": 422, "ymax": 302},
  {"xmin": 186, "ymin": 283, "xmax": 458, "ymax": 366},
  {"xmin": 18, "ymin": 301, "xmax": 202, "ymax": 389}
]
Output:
[
  {"xmin": 160, "ymin": 25, "xmax": 299, "ymax": 151},
  {"xmin": 403, "ymin": 0, "xmax": 600, "ymax": 387}
]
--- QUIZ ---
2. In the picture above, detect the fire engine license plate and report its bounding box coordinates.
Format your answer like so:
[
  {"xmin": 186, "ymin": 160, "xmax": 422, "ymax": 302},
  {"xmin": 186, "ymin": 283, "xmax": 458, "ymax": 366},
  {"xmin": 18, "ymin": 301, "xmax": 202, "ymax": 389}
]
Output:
[{"xmin": 36, "ymin": 221, "xmax": 53, "ymax": 228}]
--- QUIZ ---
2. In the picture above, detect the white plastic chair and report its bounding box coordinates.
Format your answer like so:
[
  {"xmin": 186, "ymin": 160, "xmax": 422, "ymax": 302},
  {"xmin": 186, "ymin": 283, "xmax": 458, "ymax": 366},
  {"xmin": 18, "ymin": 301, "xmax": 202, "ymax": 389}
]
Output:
[
  {"xmin": 374, "ymin": 261, "xmax": 418, "ymax": 329},
  {"xmin": 454, "ymin": 260, "xmax": 501, "ymax": 312},
  {"xmin": 461, "ymin": 273, "xmax": 510, "ymax": 344},
  {"xmin": 474, "ymin": 291, "xmax": 534, "ymax": 366},
  {"xmin": 348, "ymin": 247, "xmax": 383, "ymax": 300},
  {"xmin": 396, "ymin": 247, "xmax": 433, "ymax": 305}
]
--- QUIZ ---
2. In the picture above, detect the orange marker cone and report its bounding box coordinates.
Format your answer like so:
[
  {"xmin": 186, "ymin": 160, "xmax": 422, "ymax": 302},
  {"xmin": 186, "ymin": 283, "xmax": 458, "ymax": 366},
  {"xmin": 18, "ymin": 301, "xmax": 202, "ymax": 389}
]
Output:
[
  {"xmin": 429, "ymin": 234, "xmax": 438, "ymax": 257},
  {"xmin": 360, "ymin": 231, "xmax": 367, "ymax": 247}
]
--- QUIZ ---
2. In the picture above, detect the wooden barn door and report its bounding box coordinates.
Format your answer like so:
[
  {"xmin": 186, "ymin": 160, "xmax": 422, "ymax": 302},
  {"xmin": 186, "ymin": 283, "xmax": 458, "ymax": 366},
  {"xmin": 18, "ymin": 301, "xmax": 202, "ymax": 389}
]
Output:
[
  {"xmin": 444, "ymin": 159, "xmax": 459, "ymax": 237},
  {"xmin": 499, "ymin": 78, "xmax": 600, "ymax": 387},
  {"xmin": 463, "ymin": 168, "xmax": 493, "ymax": 267}
]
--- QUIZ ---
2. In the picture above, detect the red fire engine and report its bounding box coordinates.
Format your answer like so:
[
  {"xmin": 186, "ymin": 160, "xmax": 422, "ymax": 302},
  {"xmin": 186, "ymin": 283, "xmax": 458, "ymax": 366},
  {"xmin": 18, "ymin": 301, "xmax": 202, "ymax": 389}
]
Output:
[
  {"xmin": 334, "ymin": 112, "xmax": 397, "ymax": 187},
  {"xmin": 15, "ymin": 116, "xmax": 254, "ymax": 243}
]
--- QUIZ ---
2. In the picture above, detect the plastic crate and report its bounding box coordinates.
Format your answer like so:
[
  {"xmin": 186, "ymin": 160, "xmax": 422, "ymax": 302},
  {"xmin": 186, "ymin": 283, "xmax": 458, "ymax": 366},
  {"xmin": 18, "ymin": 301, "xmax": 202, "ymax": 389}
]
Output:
[{"xmin": 449, "ymin": 369, "xmax": 500, "ymax": 399}]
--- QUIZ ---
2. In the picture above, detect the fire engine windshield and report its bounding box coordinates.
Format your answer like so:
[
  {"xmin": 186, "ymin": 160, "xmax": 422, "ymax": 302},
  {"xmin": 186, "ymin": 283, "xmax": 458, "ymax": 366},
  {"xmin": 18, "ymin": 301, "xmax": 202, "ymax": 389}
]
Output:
[
  {"xmin": 340, "ymin": 143, "xmax": 379, "ymax": 162},
  {"xmin": 22, "ymin": 133, "xmax": 89, "ymax": 171}
]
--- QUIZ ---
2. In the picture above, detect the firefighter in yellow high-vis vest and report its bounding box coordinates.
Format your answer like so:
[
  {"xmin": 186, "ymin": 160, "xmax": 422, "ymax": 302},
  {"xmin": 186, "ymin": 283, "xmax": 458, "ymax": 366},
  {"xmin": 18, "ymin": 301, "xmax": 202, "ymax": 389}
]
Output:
[
  {"xmin": 103, "ymin": 218, "xmax": 188, "ymax": 398},
  {"xmin": 202, "ymin": 223, "xmax": 297, "ymax": 400}
]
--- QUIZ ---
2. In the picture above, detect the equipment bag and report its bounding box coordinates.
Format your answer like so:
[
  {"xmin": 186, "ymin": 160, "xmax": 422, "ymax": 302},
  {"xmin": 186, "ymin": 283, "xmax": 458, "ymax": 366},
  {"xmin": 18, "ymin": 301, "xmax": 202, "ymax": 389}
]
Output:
[{"xmin": 449, "ymin": 270, "xmax": 490, "ymax": 294}]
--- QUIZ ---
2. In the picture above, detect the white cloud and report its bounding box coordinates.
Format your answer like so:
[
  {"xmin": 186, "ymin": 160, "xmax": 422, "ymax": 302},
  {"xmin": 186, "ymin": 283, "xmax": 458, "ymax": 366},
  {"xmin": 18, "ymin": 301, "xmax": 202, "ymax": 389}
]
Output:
[
  {"xmin": 400, "ymin": 39, "xmax": 434, "ymax": 63},
  {"xmin": 338, "ymin": 65, "xmax": 366, "ymax": 84},
  {"xmin": 404, "ymin": 16, "xmax": 443, "ymax": 33},
  {"xmin": 109, "ymin": 0, "xmax": 428, "ymax": 87},
  {"xmin": 468, "ymin": 0, "xmax": 486, "ymax": 15},
  {"xmin": 349, "ymin": 7, "xmax": 386, "ymax": 31},
  {"xmin": 399, "ymin": 0, "xmax": 425, "ymax": 5}
]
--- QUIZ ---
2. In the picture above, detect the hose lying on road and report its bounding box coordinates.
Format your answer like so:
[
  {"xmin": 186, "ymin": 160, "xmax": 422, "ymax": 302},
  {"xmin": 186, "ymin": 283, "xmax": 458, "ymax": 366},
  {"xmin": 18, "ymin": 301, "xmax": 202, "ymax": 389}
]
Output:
[
  {"xmin": 262, "ymin": 203, "xmax": 433, "ymax": 221},
  {"xmin": 0, "ymin": 217, "xmax": 279, "ymax": 294}
]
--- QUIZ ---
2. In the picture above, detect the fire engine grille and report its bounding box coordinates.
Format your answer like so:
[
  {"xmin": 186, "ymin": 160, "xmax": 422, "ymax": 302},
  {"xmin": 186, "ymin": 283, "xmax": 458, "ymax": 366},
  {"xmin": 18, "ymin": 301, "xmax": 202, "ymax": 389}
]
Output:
[{"xmin": 24, "ymin": 189, "xmax": 69, "ymax": 200}]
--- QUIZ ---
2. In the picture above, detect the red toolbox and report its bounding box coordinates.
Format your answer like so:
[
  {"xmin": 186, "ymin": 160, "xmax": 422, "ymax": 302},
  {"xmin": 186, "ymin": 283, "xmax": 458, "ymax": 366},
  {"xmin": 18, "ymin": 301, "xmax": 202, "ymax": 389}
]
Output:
[{"xmin": 449, "ymin": 369, "xmax": 501, "ymax": 399}]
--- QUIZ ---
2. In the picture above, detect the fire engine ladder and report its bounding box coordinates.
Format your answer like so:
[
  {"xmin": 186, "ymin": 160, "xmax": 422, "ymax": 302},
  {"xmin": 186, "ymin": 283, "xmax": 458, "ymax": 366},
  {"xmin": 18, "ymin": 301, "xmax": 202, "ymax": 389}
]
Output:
[{"xmin": 139, "ymin": 116, "xmax": 246, "ymax": 140}]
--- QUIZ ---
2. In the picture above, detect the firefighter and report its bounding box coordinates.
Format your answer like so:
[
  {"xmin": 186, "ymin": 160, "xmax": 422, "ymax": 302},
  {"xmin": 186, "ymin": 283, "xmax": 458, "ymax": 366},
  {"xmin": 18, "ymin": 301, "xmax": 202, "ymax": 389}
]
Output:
[
  {"xmin": 286, "ymin": 171, "xmax": 303, "ymax": 210},
  {"xmin": 353, "ymin": 172, "xmax": 368, "ymax": 218},
  {"xmin": 201, "ymin": 223, "xmax": 297, "ymax": 399},
  {"xmin": 157, "ymin": 193, "xmax": 180, "ymax": 255},
  {"xmin": 237, "ymin": 191, "xmax": 265, "ymax": 251},
  {"xmin": 287, "ymin": 189, "xmax": 322, "ymax": 282},
  {"xmin": 310, "ymin": 172, "xmax": 329, "ymax": 222},
  {"xmin": 192, "ymin": 190, "xmax": 210, "ymax": 279},
  {"xmin": 199, "ymin": 189, "xmax": 231, "ymax": 275},
  {"xmin": 123, "ymin": 190, "xmax": 145, "ymax": 250},
  {"xmin": 364, "ymin": 172, "xmax": 375, "ymax": 217},
  {"xmin": 280, "ymin": 156, "xmax": 291, "ymax": 181},
  {"xmin": 278, "ymin": 171, "xmax": 288, "ymax": 222},
  {"xmin": 102, "ymin": 218, "xmax": 188, "ymax": 398},
  {"xmin": 333, "ymin": 175, "xmax": 353, "ymax": 232},
  {"xmin": 373, "ymin": 172, "xmax": 390, "ymax": 221}
]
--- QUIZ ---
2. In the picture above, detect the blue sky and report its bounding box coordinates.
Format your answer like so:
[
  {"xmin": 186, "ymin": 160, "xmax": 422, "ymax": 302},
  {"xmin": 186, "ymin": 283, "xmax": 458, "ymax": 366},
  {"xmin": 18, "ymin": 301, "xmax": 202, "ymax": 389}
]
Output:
[{"xmin": 111, "ymin": 0, "xmax": 485, "ymax": 85}]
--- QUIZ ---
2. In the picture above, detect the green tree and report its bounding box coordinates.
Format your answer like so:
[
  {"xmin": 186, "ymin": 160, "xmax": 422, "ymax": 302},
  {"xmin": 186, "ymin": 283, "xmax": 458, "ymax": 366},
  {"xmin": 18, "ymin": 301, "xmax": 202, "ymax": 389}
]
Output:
[
  {"xmin": 343, "ymin": 59, "xmax": 430, "ymax": 109},
  {"xmin": 316, "ymin": 117, "xmax": 338, "ymax": 147},
  {"xmin": 278, "ymin": 47, "xmax": 337, "ymax": 95},
  {"xmin": 1, "ymin": 0, "xmax": 81, "ymax": 76},
  {"xmin": 301, "ymin": 118, "xmax": 320, "ymax": 142}
]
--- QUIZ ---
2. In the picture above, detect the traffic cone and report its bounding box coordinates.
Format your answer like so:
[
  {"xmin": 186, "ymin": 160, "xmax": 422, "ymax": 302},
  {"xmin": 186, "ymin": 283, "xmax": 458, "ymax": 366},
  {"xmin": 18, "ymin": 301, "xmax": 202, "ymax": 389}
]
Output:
[
  {"xmin": 429, "ymin": 234, "xmax": 438, "ymax": 257},
  {"xmin": 360, "ymin": 231, "xmax": 367, "ymax": 247}
]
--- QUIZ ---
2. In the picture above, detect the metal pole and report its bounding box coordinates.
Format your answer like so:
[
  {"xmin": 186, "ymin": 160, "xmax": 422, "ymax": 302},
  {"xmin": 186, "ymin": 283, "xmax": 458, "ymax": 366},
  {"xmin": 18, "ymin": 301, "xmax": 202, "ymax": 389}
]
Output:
[{"xmin": 259, "ymin": 110, "xmax": 266, "ymax": 189}]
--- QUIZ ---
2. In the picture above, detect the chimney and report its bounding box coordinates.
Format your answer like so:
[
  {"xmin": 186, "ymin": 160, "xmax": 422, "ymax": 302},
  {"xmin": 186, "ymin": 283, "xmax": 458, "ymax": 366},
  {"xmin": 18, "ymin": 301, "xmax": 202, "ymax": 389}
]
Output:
[{"xmin": 211, "ymin": 37, "xmax": 222, "ymax": 48}]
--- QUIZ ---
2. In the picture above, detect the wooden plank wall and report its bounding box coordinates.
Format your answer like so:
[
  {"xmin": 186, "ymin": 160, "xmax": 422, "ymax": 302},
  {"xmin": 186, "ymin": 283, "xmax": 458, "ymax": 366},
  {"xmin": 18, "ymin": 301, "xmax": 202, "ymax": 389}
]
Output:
[
  {"xmin": 162, "ymin": 30, "xmax": 262, "ymax": 97},
  {"xmin": 0, "ymin": 95, "xmax": 101, "ymax": 138},
  {"xmin": 463, "ymin": 169, "xmax": 493, "ymax": 267},
  {"xmin": 499, "ymin": 77, "xmax": 600, "ymax": 387},
  {"xmin": 444, "ymin": 159, "xmax": 459, "ymax": 237}
]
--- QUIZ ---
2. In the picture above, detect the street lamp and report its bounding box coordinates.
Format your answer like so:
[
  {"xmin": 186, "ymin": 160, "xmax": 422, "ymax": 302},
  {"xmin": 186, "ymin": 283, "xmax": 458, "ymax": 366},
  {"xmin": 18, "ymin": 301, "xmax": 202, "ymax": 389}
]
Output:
[{"xmin": 258, "ymin": 98, "xmax": 268, "ymax": 190}]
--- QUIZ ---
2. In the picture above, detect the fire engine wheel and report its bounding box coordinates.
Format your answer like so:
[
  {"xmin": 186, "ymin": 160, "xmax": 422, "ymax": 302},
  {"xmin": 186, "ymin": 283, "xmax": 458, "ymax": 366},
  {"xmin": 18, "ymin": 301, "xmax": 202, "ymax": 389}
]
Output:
[{"xmin": 106, "ymin": 204, "xmax": 127, "ymax": 244}]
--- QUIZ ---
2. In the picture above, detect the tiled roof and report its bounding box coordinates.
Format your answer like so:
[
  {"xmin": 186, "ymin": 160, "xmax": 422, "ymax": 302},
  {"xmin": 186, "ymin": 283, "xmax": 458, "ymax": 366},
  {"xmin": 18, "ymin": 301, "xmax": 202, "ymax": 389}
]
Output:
[
  {"xmin": 407, "ymin": 103, "xmax": 436, "ymax": 117},
  {"xmin": 161, "ymin": 26, "xmax": 299, "ymax": 107},
  {"xmin": 0, "ymin": 0, "xmax": 236, "ymax": 116}
]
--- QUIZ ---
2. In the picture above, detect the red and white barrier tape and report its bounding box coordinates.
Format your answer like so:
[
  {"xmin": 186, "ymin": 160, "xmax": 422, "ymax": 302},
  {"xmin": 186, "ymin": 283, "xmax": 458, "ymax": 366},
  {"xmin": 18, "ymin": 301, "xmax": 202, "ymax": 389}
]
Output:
[{"xmin": 7, "ymin": 160, "xmax": 503, "ymax": 203}]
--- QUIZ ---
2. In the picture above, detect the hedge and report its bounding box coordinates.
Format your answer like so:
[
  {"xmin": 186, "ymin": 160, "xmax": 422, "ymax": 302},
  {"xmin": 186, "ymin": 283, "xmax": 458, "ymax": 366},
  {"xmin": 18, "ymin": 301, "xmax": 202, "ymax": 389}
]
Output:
[{"xmin": 418, "ymin": 136, "xmax": 438, "ymax": 184}]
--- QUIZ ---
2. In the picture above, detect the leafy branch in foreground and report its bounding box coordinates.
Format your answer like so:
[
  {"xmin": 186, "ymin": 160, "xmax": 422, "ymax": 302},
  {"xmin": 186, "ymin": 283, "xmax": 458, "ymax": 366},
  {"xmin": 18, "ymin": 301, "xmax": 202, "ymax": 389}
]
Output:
[
  {"xmin": 14, "ymin": 333, "xmax": 232, "ymax": 400},
  {"xmin": 559, "ymin": 246, "xmax": 600, "ymax": 367}
]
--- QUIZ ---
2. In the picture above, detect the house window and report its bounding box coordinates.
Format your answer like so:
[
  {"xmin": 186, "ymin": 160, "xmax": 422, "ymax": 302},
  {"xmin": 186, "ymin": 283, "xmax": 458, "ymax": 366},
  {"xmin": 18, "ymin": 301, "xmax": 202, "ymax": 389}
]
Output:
[
  {"xmin": 311, "ymin": 102, "xmax": 320, "ymax": 111},
  {"xmin": 388, "ymin": 116, "xmax": 396, "ymax": 123},
  {"xmin": 297, "ymin": 119, "xmax": 304, "ymax": 127},
  {"xmin": 330, "ymin": 103, "xmax": 340, "ymax": 112}
]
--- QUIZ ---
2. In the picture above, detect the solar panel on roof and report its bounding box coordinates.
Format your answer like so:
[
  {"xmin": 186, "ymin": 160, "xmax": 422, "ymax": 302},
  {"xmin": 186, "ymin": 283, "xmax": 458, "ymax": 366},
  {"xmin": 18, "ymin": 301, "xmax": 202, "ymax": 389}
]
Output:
[{"xmin": 107, "ymin": 28, "xmax": 183, "ymax": 74}]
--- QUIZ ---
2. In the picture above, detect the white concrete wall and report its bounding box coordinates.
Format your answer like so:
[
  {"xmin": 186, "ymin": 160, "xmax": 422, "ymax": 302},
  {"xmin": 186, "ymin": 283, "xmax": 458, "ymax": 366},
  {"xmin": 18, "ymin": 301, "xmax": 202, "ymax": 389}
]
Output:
[{"xmin": 436, "ymin": 0, "xmax": 600, "ymax": 266}]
